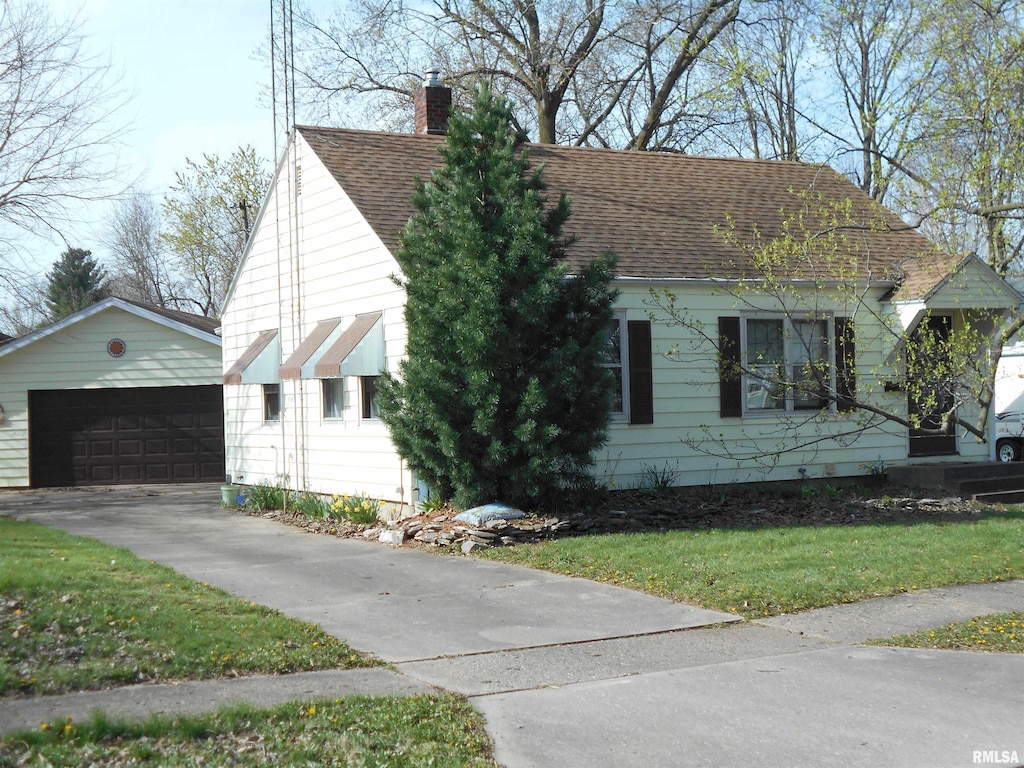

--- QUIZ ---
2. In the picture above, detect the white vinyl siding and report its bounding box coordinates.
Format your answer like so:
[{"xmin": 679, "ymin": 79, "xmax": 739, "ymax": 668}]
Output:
[{"xmin": 221, "ymin": 133, "xmax": 411, "ymax": 502}]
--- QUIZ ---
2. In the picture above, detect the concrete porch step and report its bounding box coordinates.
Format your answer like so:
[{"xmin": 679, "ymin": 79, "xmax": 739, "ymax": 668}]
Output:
[
  {"xmin": 887, "ymin": 461, "xmax": 1024, "ymax": 502},
  {"xmin": 972, "ymin": 488, "xmax": 1024, "ymax": 504},
  {"xmin": 956, "ymin": 475, "xmax": 1024, "ymax": 497}
]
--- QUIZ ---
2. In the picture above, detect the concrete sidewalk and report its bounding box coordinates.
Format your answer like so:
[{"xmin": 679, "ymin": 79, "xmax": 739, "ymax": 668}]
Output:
[
  {"xmin": 2, "ymin": 484, "xmax": 1022, "ymax": 768},
  {"xmin": 0, "ymin": 669, "xmax": 434, "ymax": 735}
]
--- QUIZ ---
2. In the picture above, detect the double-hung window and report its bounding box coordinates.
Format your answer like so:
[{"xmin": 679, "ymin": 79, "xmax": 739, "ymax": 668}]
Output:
[
  {"xmin": 263, "ymin": 383, "xmax": 281, "ymax": 422},
  {"xmin": 743, "ymin": 315, "xmax": 831, "ymax": 413},
  {"xmin": 599, "ymin": 313, "xmax": 629, "ymax": 419},
  {"xmin": 361, "ymin": 376, "xmax": 380, "ymax": 419},
  {"xmin": 322, "ymin": 378, "xmax": 344, "ymax": 419}
]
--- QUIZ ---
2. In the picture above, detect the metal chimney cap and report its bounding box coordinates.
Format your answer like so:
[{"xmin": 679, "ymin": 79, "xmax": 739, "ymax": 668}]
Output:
[{"xmin": 424, "ymin": 68, "xmax": 443, "ymax": 87}]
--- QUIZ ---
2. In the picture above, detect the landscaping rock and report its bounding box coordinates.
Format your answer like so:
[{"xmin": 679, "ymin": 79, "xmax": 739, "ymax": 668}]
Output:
[
  {"xmin": 378, "ymin": 529, "xmax": 405, "ymax": 546},
  {"xmin": 238, "ymin": 484, "xmax": 999, "ymax": 557}
]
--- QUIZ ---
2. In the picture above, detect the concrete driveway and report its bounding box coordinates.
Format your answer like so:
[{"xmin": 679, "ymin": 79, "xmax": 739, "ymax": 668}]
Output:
[{"xmin": 2, "ymin": 484, "xmax": 1022, "ymax": 768}]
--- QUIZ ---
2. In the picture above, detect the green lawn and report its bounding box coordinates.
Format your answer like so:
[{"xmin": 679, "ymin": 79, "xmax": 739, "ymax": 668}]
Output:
[
  {"xmin": 484, "ymin": 510, "xmax": 1024, "ymax": 618},
  {"xmin": 0, "ymin": 517, "xmax": 497, "ymax": 766},
  {"xmin": 0, "ymin": 517, "xmax": 379, "ymax": 695},
  {"xmin": 0, "ymin": 695, "xmax": 497, "ymax": 768},
  {"xmin": 871, "ymin": 612, "xmax": 1024, "ymax": 653}
]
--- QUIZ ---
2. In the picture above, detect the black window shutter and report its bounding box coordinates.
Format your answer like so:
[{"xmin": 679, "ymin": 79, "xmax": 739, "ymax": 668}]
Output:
[
  {"xmin": 719, "ymin": 317, "xmax": 742, "ymax": 418},
  {"xmin": 835, "ymin": 317, "xmax": 856, "ymax": 410},
  {"xmin": 627, "ymin": 320, "xmax": 654, "ymax": 424}
]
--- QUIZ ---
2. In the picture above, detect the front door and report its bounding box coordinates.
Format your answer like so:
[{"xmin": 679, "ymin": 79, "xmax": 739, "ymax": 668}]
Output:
[{"xmin": 908, "ymin": 314, "xmax": 957, "ymax": 457}]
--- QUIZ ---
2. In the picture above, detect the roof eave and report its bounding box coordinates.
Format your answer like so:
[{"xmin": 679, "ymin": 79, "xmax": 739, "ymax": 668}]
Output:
[{"xmin": 0, "ymin": 298, "xmax": 221, "ymax": 362}]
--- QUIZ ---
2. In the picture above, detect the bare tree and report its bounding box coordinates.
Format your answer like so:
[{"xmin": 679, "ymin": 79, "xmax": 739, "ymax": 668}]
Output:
[
  {"xmin": 0, "ymin": 0, "xmax": 123, "ymax": 292},
  {"xmin": 903, "ymin": 0, "xmax": 1024, "ymax": 276},
  {"xmin": 0, "ymin": 277, "xmax": 44, "ymax": 335},
  {"xmin": 288, "ymin": 0, "xmax": 743, "ymax": 149},
  {"xmin": 687, "ymin": 0, "xmax": 810, "ymax": 159},
  {"xmin": 815, "ymin": 0, "xmax": 932, "ymax": 204},
  {"xmin": 104, "ymin": 191, "xmax": 178, "ymax": 308}
]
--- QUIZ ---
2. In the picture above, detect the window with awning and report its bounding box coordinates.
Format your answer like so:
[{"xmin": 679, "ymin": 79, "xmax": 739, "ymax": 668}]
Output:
[
  {"xmin": 224, "ymin": 330, "xmax": 279, "ymax": 385},
  {"xmin": 313, "ymin": 312, "xmax": 385, "ymax": 378},
  {"xmin": 278, "ymin": 318, "xmax": 342, "ymax": 380}
]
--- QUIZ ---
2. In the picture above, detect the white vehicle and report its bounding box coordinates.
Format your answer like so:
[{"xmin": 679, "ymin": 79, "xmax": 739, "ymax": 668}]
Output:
[{"xmin": 995, "ymin": 341, "xmax": 1024, "ymax": 462}]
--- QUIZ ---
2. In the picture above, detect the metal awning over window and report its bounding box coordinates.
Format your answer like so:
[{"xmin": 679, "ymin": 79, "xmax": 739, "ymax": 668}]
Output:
[
  {"xmin": 313, "ymin": 312, "xmax": 384, "ymax": 378},
  {"xmin": 278, "ymin": 318, "xmax": 342, "ymax": 380},
  {"xmin": 224, "ymin": 330, "xmax": 279, "ymax": 385}
]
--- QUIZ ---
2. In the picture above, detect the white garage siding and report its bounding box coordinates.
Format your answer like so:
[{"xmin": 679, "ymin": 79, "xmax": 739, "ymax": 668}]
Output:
[{"xmin": 0, "ymin": 302, "xmax": 223, "ymax": 488}]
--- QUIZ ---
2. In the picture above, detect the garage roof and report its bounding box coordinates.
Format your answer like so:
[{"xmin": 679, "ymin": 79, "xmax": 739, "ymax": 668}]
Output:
[{"xmin": 0, "ymin": 298, "xmax": 221, "ymax": 360}]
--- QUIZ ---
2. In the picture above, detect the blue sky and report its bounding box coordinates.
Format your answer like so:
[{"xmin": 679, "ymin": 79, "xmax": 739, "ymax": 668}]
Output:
[{"xmin": 14, "ymin": 0, "xmax": 303, "ymax": 284}]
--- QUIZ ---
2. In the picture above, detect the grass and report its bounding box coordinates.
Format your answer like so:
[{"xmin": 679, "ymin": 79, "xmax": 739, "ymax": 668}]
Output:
[
  {"xmin": 0, "ymin": 517, "xmax": 379, "ymax": 696},
  {"xmin": 483, "ymin": 510, "xmax": 1024, "ymax": 618},
  {"xmin": 870, "ymin": 612, "xmax": 1024, "ymax": 653},
  {"xmin": 0, "ymin": 517, "xmax": 498, "ymax": 765},
  {"xmin": 0, "ymin": 694, "xmax": 498, "ymax": 767}
]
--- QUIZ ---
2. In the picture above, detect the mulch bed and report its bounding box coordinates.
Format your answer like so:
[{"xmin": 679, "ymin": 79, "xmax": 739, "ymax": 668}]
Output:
[{"xmin": 237, "ymin": 484, "xmax": 1006, "ymax": 552}]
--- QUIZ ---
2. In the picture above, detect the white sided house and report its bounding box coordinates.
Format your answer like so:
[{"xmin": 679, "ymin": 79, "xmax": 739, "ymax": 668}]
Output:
[
  {"xmin": 0, "ymin": 298, "xmax": 224, "ymax": 488},
  {"xmin": 221, "ymin": 79, "xmax": 1020, "ymax": 505}
]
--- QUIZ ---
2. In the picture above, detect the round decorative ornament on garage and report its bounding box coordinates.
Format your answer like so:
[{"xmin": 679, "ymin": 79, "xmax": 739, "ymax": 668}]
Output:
[{"xmin": 106, "ymin": 338, "xmax": 126, "ymax": 357}]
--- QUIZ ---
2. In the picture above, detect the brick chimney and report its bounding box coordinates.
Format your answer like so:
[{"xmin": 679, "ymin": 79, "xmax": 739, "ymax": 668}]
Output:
[{"xmin": 414, "ymin": 69, "xmax": 451, "ymax": 135}]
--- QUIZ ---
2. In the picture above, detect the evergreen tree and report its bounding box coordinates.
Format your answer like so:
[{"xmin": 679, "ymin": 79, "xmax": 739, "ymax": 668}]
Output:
[
  {"xmin": 44, "ymin": 247, "xmax": 108, "ymax": 320},
  {"xmin": 377, "ymin": 85, "xmax": 618, "ymax": 509}
]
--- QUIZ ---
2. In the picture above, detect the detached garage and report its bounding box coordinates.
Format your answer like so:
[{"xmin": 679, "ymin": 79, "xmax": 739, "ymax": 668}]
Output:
[{"xmin": 0, "ymin": 298, "xmax": 225, "ymax": 488}]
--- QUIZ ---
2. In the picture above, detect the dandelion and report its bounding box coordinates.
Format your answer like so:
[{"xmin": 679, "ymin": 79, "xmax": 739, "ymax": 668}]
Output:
[
  {"xmin": 306, "ymin": 705, "xmax": 317, "ymax": 716},
  {"xmin": 39, "ymin": 722, "xmax": 50, "ymax": 731}
]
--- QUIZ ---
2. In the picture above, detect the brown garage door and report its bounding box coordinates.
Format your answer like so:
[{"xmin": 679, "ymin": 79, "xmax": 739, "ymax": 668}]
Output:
[{"xmin": 29, "ymin": 385, "xmax": 225, "ymax": 487}]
